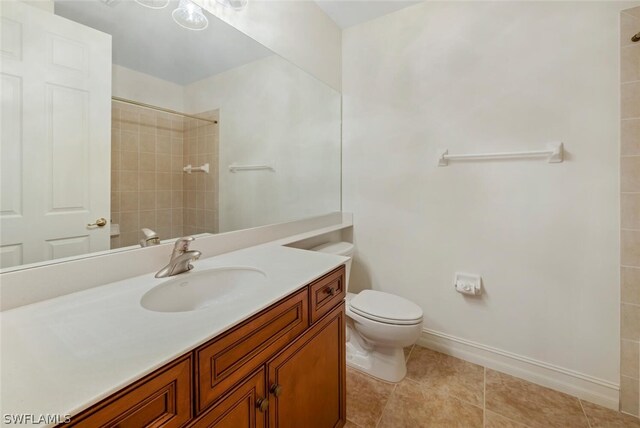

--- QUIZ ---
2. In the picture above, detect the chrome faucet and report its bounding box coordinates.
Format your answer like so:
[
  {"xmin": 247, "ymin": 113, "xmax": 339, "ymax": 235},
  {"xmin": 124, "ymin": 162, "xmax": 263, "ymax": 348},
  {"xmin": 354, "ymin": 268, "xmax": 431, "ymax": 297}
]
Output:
[
  {"xmin": 140, "ymin": 228, "xmax": 160, "ymax": 247},
  {"xmin": 155, "ymin": 236, "xmax": 202, "ymax": 278}
]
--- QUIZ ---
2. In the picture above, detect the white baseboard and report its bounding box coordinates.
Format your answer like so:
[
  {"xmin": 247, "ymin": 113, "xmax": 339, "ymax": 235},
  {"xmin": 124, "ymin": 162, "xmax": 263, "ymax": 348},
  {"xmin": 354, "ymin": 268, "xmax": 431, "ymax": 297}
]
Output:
[{"xmin": 418, "ymin": 328, "xmax": 619, "ymax": 411}]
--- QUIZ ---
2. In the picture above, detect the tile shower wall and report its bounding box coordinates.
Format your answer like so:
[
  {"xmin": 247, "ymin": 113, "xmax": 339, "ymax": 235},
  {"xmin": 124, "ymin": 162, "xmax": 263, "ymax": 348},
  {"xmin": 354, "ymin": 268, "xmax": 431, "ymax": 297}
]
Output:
[
  {"xmin": 183, "ymin": 111, "xmax": 219, "ymax": 236},
  {"xmin": 110, "ymin": 103, "xmax": 219, "ymax": 249},
  {"xmin": 621, "ymin": 6, "xmax": 640, "ymax": 417},
  {"xmin": 110, "ymin": 102, "xmax": 186, "ymax": 248}
]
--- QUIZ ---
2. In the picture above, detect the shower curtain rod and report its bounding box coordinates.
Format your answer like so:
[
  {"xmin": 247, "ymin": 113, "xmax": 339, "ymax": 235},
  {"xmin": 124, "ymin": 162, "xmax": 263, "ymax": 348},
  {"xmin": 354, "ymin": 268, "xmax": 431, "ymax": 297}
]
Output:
[{"xmin": 112, "ymin": 96, "xmax": 218, "ymax": 125}]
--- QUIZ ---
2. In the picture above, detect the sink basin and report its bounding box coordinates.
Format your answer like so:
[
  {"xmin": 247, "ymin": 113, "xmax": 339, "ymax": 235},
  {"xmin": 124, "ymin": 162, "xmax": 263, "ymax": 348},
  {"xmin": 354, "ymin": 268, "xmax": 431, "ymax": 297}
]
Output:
[{"xmin": 141, "ymin": 267, "xmax": 267, "ymax": 313}]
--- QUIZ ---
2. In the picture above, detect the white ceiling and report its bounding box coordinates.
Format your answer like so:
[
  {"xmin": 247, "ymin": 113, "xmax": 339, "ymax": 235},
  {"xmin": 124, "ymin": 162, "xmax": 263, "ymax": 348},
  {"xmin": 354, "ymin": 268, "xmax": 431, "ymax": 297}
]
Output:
[
  {"xmin": 314, "ymin": 1, "xmax": 420, "ymax": 29},
  {"xmin": 54, "ymin": 0, "xmax": 273, "ymax": 85}
]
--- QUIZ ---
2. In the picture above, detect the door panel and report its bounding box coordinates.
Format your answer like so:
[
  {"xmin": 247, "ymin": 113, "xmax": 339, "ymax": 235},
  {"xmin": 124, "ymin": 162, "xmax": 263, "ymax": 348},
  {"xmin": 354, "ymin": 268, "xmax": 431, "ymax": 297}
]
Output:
[
  {"xmin": 268, "ymin": 303, "xmax": 346, "ymax": 428},
  {"xmin": 190, "ymin": 368, "xmax": 267, "ymax": 428},
  {"xmin": 46, "ymin": 83, "xmax": 90, "ymax": 212},
  {"xmin": 0, "ymin": 1, "xmax": 111, "ymax": 269},
  {"xmin": 0, "ymin": 72, "xmax": 22, "ymax": 218}
]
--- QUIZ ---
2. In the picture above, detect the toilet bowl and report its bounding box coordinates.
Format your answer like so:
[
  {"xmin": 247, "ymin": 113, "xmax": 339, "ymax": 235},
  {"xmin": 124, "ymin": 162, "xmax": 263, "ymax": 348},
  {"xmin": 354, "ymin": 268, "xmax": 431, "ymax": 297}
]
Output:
[{"xmin": 311, "ymin": 242, "xmax": 423, "ymax": 382}]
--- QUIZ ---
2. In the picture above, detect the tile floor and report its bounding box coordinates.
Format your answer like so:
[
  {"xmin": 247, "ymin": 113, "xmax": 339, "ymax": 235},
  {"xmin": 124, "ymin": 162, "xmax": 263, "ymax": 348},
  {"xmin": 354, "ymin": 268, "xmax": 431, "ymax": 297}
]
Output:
[{"xmin": 346, "ymin": 345, "xmax": 640, "ymax": 428}]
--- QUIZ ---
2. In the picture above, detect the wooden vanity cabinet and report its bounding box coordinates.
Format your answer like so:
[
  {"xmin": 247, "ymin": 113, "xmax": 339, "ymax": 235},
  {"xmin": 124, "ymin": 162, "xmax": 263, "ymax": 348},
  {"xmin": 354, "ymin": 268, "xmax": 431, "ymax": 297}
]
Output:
[
  {"xmin": 66, "ymin": 356, "xmax": 193, "ymax": 428},
  {"xmin": 61, "ymin": 265, "xmax": 346, "ymax": 428},
  {"xmin": 195, "ymin": 288, "xmax": 309, "ymax": 412},
  {"xmin": 267, "ymin": 304, "xmax": 346, "ymax": 428},
  {"xmin": 192, "ymin": 303, "xmax": 345, "ymax": 428}
]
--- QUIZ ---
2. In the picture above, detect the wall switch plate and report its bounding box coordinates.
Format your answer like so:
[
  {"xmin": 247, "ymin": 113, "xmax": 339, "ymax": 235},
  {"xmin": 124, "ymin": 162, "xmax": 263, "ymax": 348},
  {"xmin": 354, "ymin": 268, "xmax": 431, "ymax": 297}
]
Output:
[{"xmin": 454, "ymin": 272, "xmax": 482, "ymax": 296}]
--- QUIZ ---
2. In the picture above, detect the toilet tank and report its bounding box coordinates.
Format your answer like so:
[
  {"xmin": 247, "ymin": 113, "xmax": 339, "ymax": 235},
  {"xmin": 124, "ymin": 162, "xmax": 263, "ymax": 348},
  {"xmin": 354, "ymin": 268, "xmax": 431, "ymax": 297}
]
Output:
[{"xmin": 311, "ymin": 242, "xmax": 355, "ymax": 291}]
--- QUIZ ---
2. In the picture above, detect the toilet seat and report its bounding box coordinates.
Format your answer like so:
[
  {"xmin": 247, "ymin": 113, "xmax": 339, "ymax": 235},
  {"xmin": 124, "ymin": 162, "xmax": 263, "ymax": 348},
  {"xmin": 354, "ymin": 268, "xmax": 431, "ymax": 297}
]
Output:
[{"xmin": 349, "ymin": 290, "xmax": 423, "ymax": 326}]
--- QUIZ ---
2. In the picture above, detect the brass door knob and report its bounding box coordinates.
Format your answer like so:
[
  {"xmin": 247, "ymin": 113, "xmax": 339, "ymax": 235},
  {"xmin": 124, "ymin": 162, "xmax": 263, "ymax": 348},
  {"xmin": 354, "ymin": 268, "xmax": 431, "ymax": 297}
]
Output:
[
  {"xmin": 270, "ymin": 384, "xmax": 282, "ymax": 397},
  {"xmin": 256, "ymin": 397, "xmax": 269, "ymax": 412},
  {"xmin": 87, "ymin": 218, "xmax": 108, "ymax": 227}
]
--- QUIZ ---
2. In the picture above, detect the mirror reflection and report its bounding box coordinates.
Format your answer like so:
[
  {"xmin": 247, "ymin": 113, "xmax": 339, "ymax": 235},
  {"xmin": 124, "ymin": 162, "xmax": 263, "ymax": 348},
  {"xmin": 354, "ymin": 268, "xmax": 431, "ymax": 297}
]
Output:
[{"xmin": 0, "ymin": 0, "xmax": 341, "ymax": 270}]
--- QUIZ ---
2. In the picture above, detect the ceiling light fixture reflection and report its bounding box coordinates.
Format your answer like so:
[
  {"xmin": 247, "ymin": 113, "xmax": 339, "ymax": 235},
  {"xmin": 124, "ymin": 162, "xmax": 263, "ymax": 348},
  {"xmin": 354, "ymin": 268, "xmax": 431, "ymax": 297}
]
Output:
[
  {"xmin": 172, "ymin": 0, "xmax": 209, "ymax": 31},
  {"xmin": 133, "ymin": 0, "xmax": 170, "ymax": 9},
  {"xmin": 215, "ymin": 0, "xmax": 248, "ymax": 11}
]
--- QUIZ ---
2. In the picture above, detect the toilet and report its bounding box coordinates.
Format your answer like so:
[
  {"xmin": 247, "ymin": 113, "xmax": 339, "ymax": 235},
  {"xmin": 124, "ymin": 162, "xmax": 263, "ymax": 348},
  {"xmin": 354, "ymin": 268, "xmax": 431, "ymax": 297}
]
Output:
[{"xmin": 312, "ymin": 242, "xmax": 423, "ymax": 382}]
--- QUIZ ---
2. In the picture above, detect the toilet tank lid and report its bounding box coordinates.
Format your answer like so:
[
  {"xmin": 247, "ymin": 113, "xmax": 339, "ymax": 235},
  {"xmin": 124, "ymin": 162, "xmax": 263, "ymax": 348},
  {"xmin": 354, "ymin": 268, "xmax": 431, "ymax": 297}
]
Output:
[
  {"xmin": 311, "ymin": 241, "xmax": 355, "ymax": 257},
  {"xmin": 349, "ymin": 290, "xmax": 423, "ymax": 323}
]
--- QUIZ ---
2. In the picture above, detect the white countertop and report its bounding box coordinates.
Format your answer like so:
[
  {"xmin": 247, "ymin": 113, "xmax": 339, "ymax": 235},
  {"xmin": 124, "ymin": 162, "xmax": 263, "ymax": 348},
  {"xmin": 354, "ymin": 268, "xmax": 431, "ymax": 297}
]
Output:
[{"xmin": 0, "ymin": 245, "xmax": 347, "ymax": 426}]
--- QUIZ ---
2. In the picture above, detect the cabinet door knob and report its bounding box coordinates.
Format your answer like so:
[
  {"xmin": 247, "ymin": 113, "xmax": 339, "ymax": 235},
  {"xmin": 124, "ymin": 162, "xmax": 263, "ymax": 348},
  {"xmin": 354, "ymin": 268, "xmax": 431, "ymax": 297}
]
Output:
[
  {"xmin": 270, "ymin": 384, "xmax": 282, "ymax": 397},
  {"xmin": 326, "ymin": 287, "xmax": 337, "ymax": 296},
  {"xmin": 256, "ymin": 397, "xmax": 269, "ymax": 412},
  {"xmin": 87, "ymin": 217, "xmax": 108, "ymax": 227}
]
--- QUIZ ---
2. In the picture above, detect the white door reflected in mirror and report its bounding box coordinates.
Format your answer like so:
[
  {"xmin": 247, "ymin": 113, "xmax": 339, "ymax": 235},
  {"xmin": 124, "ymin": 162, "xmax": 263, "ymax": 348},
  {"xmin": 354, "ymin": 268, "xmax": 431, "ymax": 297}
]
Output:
[{"xmin": 0, "ymin": 1, "xmax": 111, "ymax": 269}]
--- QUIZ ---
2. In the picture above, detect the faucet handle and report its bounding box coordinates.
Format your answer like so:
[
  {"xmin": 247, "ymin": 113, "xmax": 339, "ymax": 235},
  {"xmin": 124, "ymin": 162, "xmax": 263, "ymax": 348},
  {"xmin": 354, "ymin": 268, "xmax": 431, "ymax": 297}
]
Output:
[
  {"xmin": 142, "ymin": 228, "xmax": 159, "ymax": 239},
  {"xmin": 173, "ymin": 236, "xmax": 195, "ymax": 252}
]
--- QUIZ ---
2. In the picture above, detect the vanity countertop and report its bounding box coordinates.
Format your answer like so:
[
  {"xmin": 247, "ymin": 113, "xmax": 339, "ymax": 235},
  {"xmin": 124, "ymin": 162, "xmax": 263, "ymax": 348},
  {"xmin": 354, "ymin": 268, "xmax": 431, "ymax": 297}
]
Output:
[{"xmin": 0, "ymin": 245, "xmax": 347, "ymax": 426}]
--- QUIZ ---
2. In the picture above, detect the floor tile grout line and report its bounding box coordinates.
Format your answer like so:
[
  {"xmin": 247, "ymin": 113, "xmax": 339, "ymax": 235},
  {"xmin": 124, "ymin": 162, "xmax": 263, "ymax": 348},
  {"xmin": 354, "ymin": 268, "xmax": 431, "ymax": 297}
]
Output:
[
  {"xmin": 405, "ymin": 344, "xmax": 415, "ymax": 363},
  {"xmin": 578, "ymin": 399, "xmax": 592, "ymax": 428},
  {"xmin": 411, "ymin": 345, "xmax": 488, "ymax": 411},
  {"xmin": 483, "ymin": 369, "xmax": 487, "ymax": 422},
  {"xmin": 351, "ymin": 367, "xmax": 397, "ymax": 387},
  {"xmin": 374, "ymin": 383, "xmax": 397, "ymax": 428},
  {"xmin": 345, "ymin": 417, "xmax": 364, "ymax": 428},
  {"xmin": 487, "ymin": 410, "xmax": 533, "ymax": 428},
  {"xmin": 416, "ymin": 344, "xmax": 587, "ymax": 427},
  {"xmin": 399, "ymin": 344, "xmax": 640, "ymax": 427}
]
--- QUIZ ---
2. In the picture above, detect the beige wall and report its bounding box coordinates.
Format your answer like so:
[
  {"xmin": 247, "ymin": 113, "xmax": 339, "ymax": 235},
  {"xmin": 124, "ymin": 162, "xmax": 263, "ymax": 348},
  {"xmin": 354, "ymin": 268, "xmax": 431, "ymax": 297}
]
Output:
[
  {"xmin": 621, "ymin": 6, "xmax": 640, "ymax": 417},
  {"xmin": 196, "ymin": 0, "xmax": 341, "ymax": 91},
  {"xmin": 112, "ymin": 65, "xmax": 185, "ymax": 113},
  {"xmin": 343, "ymin": 1, "xmax": 631, "ymax": 407}
]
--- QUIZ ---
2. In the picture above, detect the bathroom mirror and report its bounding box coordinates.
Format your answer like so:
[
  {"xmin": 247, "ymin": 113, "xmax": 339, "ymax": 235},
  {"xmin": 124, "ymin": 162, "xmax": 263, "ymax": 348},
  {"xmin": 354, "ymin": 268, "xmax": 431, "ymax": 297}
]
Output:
[{"xmin": 0, "ymin": 0, "xmax": 341, "ymax": 271}]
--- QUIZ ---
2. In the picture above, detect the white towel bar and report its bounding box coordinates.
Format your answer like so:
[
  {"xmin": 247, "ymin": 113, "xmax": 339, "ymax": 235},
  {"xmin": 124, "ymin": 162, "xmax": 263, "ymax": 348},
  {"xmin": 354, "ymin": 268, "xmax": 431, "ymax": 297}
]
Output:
[
  {"xmin": 438, "ymin": 142, "xmax": 563, "ymax": 166},
  {"xmin": 228, "ymin": 164, "xmax": 274, "ymax": 173}
]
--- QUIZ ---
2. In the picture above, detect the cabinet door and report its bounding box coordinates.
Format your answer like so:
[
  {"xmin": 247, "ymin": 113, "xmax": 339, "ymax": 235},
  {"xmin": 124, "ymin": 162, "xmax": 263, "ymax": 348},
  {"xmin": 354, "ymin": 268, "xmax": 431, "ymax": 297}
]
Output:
[
  {"xmin": 189, "ymin": 368, "xmax": 267, "ymax": 428},
  {"xmin": 267, "ymin": 303, "xmax": 346, "ymax": 428}
]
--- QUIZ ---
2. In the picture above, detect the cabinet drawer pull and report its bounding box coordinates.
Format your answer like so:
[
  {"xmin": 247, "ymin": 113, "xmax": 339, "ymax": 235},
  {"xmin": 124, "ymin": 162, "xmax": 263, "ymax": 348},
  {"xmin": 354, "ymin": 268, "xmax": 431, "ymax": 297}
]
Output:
[
  {"xmin": 270, "ymin": 384, "xmax": 282, "ymax": 397},
  {"xmin": 256, "ymin": 397, "xmax": 269, "ymax": 412},
  {"xmin": 325, "ymin": 287, "xmax": 337, "ymax": 296}
]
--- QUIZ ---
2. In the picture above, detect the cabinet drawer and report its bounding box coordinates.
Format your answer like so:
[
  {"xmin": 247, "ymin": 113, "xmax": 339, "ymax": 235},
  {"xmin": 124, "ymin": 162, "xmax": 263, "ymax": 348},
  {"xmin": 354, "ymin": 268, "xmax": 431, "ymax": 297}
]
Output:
[
  {"xmin": 309, "ymin": 266, "xmax": 346, "ymax": 324},
  {"xmin": 67, "ymin": 356, "xmax": 192, "ymax": 428},
  {"xmin": 196, "ymin": 288, "xmax": 308, "ymax": 413},
  {"xmin": 188, "ymin": 368, "xmax": 267, "ymax": 428}
]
